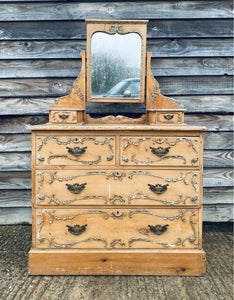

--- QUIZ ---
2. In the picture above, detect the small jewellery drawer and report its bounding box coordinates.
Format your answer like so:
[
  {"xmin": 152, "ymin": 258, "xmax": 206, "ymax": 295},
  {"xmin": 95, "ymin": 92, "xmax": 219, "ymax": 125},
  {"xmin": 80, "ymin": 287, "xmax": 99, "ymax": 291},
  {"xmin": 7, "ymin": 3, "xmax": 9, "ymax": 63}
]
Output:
[
  {"xmin": 35, "ymin": 208, "xmax": 200, "ymax": 249},
  {"xmin": 36, "ymin": 169, "xmax": 200, "ymax": 206},
  {"xmin": 156, "ymin": 111, "xmax": 184, "ymax": 124},
  {"xmin": 50, "ymin": 111, "xmax": 77, "ymax": 124},
  {"xmin": 36, "ymin": 135, "xmax": 115, "ymax": 166},
  {"xmin": 120, "ymin": 136, "xmax": 201, "ymax": 166}
]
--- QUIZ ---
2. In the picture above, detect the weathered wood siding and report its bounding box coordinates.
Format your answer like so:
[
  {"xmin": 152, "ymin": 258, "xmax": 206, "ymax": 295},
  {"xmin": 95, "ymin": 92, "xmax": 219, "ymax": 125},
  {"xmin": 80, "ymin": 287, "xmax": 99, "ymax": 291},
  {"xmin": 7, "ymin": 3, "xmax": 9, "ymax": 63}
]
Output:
[{"xmin": 0, "ymin": 1, "xmax": 233, "ymax": 224}]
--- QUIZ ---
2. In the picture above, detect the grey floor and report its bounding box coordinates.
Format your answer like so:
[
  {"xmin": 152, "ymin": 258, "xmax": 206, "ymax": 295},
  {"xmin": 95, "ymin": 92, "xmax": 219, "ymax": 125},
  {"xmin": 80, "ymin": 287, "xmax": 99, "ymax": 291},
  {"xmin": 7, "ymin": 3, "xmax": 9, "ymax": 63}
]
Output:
[{"xmin": 0, "ymin": 223, "xmax": 233, "ymax": 300}]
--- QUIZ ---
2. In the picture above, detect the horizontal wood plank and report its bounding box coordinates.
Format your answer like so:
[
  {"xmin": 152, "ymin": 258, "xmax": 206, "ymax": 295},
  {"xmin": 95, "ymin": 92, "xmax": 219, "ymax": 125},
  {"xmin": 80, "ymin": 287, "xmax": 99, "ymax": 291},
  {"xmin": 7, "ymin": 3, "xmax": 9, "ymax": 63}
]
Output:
[
  {"xmin": 0, "ymin": 132, "xmax": 233, "ymax": 153},
  {"xmin": 0, "ymin": 19, "xmax": 232, "ymax": 40},
  {"xmin": 203, "ymin": 205, "xmax": 233, "ymax": 222},
  {"xmin": 203, "ymin": 187, "xmax": 233, "ymax": 204},
  {"xmin": 0, "ymin": 115, "xmax": 232, "ymax": 134},
  {"xmin": 0, "ymin": 57, "xmax": 233, "ymax": 79},
  {"xmin": 0, "ymin": 150, "xmax": 232, "ymax": 171},
  {"xmin": 0, "ymin": 39, "xmax": 233, "ymax": 59},
  {"xmin": 0, "ymin": 95, "xmax": 232, "ymax": 115},
  {"xmin": 0, "ymin": 190, "xmax": 31, "ymax": 207},
  {"xmin": 203, "ymin": 168, "xmax": 233, "ymax": 187},
  {"xmin": 184, "ymin": 114, "xmax": 233, "ymax": 131},
  {"xmin": 0, "ymin": 2, "xmax": 232, "ymax": 21},
  {"xmin": 0, "ymin": 207, "xmax": 31, "ymax": 225},
  {"xmin": 204, "ymin": 150, "xmax": 233, "ymax": 168},
  {"xmin": 0, "ymin": 205, "xmax": 232, "ymax": 224},
  {"xmin": 0, "ymin": 168, "xmax": 232, "ymax": 190},
  {"xmin": 0, "ymin": 187, "xmax": 232, "ymax": 208},
  {"xmin": 0, "ymin": 171, "xmax": 31, "ymax": 189},
  {"xmin": 0, "ymin": 77, "xmax": 232, "ymax": 97}
]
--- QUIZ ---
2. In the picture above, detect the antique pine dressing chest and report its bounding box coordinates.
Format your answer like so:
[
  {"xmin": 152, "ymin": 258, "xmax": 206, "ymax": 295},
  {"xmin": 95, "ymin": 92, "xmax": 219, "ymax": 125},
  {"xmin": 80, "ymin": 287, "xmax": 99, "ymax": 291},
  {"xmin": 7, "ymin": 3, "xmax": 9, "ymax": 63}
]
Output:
[{"xmin": 28, "ymin": 19, "xmax": 206, "ymax": 275}]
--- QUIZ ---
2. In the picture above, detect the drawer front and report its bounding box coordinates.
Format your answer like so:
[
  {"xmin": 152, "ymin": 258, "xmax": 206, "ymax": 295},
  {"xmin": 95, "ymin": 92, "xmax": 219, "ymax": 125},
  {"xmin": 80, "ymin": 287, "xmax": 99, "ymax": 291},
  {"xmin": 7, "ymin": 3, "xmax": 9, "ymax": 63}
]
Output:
[
  {"xmin": 36, "ymin": 169, "xmax": 200, "ymax": 206},
  {"xmin": 156, "ymin": 112, "xmax": 183, "ymax": 124},
  {"xmin": 36, "ymin": 135, "xmax": 115, "ymax": 166},
  {"xmin": 120, "ymin": 136, "xmax": 201, "ymax": 167},
  {"xmin": 50, "ymin": 111, "xmax": 77, "ymax": 123},
  {"xmin": 36, "ymin": 208, "xmax": 200, "ymax": 249}
]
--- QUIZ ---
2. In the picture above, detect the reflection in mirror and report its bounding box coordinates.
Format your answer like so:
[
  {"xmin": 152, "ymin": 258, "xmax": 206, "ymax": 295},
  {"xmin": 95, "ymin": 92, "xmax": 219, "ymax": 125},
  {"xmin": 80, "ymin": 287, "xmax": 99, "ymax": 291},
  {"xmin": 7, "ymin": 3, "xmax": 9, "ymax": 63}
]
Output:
[{"xmin": 91, "ymin": 32, "xmax": 142, "ymax": 99}]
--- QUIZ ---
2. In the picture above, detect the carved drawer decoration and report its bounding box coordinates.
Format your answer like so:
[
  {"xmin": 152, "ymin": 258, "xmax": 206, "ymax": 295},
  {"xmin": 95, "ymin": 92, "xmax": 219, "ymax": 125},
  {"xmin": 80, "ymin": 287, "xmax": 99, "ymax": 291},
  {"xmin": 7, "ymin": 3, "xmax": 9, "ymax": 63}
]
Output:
[
  {"xmin": 36, "ymin": 208, "xmax": 200, "ymax": 249},
  {"xmin": 50, "ymin": 111, "xmax": 77, "ymax": 124},
  {"xmin": 36, "ymin": 135, "xmax": 115, "ymax": 166},
  {"xmin": 120, "ymin": 136, "xmax": 200, "ymax": 166},
  {"xmin": 35, "ymin": 169, "xmax": 199, "ymax": 206},
  {"xmin": 156, "ymin": 111, "xmax": 184, "ymax": 124}
]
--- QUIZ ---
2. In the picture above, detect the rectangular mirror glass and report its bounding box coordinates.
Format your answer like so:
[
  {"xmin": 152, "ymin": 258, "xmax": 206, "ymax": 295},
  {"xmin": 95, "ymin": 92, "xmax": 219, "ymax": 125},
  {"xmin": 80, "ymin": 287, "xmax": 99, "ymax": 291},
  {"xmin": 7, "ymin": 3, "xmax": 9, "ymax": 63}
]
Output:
[{"xmin": 86, "ymin": 19, "xmax": 148, "ymax": 103}]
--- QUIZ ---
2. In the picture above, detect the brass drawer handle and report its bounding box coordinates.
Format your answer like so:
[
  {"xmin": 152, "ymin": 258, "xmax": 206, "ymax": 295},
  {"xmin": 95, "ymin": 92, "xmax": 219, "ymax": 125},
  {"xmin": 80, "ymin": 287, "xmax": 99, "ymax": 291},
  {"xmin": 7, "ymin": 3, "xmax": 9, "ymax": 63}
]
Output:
[
  {"xmin": 150, "ymin": 146, "xmax": 170, "ymax": 157},
  {"xmin": 66, "ymin": 183, "xmax": 87, "ymax": 194},
  {"xmin": 148, "ymin": 224, "xmax": 169, "ymax": 235},
  {"xmin": 164, "ymin": 114, "xmax": 174, "ymax": 120},
  {"xmin": 66, "ymin": 146, "xmax": 87, "ymax": 157},
  {"xmin": 148, "ymin": 183, "xmax": 169, "ymax": 194},
  {"xmin": 66, "ymin": 224, "xmax": 87, "ymax": 235},
  {"xmin": 59, "ymin": 114, "xmax": 69, "ymax": 120}
]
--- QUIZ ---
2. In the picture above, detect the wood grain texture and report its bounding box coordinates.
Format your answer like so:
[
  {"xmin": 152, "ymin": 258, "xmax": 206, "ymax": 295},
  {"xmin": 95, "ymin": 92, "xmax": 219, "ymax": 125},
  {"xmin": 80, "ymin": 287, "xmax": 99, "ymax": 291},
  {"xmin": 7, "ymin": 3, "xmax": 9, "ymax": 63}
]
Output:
[
  {"xmin": 0, "ymin": 58, "xmax": 233, "ymax": 78},
  {"xmin": 0, "ymin": 19, "xmax": 232, "ymax": 40},
  {"xmin": 203, "ymin": 168, "xmax": 233, "ymax": 187},
  {"xmin": 0, "ymin": 187, "xmax": 233, "ymax": 208},
  {"xmin": 28, "ymin": 248, "xmax": 206, "ymax": 275},
  {"xmin": 203, "ymin": 205, "xmax": 233, "ymax": 222},
  {"xmin": 0, "ymin": 2, "xmax": 232, "ymax": 21},
  {"xmin": 1, "ymin": 115, "xmax": 232, "ymax": 134},
  {"xmin": 1, "ymin": 204, "xmax": 233, "ymax": 224},
  {"xmin": 0, "ymin": 95, "xmax": 232, "ymax": 115},
  {"xmin": 0, "ymin": 149, "xmax": 232, "ymax": 170},
  {"xmin": 0, "ymin": 77, "xmax": 232, "ymax": 97},
  {"xmin": 0, "ymin": 132, "xmax": 233, "ymax": 152},
  {"xmin": 1, "ymin": 39, "xmax": 232, "ymax": 59},
  {"xmin": 0, "ymin": 167, "xmax": 232, "ymax": 189},
  {"xmin": 0, "ymin": 172, "xmax": 31, "ymax": 190},
  {"xmin": 0, "ymin": 0, "xmax": 232, "ymax": 225}
]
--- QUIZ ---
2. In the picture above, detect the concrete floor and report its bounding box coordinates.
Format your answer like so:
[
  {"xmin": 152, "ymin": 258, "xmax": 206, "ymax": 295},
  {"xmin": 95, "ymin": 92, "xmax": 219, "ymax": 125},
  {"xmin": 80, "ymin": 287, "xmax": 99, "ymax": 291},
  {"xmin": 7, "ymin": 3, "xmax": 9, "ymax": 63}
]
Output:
[{"xmin": 0, "ymin": 223, "xmax": 233, "ymax": 300}]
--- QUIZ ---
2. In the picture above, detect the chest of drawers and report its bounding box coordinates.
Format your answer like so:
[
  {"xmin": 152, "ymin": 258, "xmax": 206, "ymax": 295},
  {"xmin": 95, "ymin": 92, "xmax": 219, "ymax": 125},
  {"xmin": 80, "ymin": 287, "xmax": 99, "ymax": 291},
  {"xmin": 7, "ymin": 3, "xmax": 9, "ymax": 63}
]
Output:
[
  {"xmin": 28, "ymin": 19, "xmax": 206, "ymax": 275},
  {"xmin": 28, "ymin": 125, "xmax": 206, "ymax": 275}
]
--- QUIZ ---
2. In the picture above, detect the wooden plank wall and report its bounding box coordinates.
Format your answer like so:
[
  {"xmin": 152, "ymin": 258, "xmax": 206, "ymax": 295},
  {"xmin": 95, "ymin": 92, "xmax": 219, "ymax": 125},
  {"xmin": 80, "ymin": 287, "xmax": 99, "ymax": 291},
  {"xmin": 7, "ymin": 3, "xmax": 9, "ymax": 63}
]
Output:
[{"xmin": 0, "ymin": 1, "xmax": 233, "ymax": 224}]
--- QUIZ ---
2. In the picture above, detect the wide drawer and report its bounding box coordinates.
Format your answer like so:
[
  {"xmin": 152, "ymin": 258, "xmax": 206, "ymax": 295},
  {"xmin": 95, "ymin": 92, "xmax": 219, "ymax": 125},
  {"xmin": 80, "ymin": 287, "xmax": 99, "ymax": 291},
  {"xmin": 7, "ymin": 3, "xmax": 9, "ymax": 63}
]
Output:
[
  {"xmin": 35, "ymin": 208, "xmax": 200, "ymax": 249},
  {"xmin": 35, "ymin": 169, "xmax": 200, "ymax": 206},
  {"xmin": 35, "ymin": 135, "xmax": 115, "ymax": 166},
  {"xmin": 120, "ymin": 136, "xmax": 201, "ymax": 166}
]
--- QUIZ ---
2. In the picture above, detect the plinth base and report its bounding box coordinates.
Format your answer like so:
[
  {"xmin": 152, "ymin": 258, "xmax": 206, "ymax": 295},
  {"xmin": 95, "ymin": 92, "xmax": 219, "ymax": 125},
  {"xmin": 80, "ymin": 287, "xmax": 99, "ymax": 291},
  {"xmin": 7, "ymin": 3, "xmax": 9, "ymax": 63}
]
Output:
[{"xmin": 28, "ymin": 248, "xmax": 206, "ymax": 276}]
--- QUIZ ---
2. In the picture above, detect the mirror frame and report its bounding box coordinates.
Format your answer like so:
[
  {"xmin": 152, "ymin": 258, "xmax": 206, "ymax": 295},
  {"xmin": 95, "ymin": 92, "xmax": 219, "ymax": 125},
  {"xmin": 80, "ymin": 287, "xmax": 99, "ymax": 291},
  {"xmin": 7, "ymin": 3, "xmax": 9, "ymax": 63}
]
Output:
[{"xmin": 86, "ymin": 19, "xmax": 148, "ymax": 103}]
